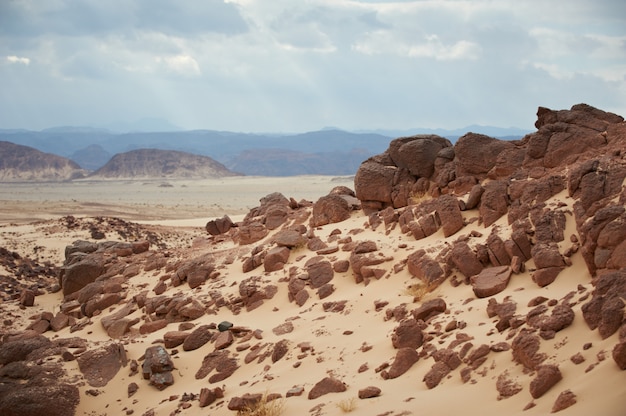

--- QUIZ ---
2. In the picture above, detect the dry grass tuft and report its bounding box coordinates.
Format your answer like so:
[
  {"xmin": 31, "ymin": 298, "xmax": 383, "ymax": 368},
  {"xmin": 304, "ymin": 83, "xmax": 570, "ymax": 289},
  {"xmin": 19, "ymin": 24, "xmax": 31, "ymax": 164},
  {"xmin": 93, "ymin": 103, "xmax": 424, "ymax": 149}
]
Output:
[
  {"xmin": 238, "ymin": 394, "xmax": 285, "ymax": 416},
  {"xmin": 336, "ymin": 397, "xmax": 358, "ymax": 413},
  {"xmin": 404, "ymin": 281, "xmax": 437, "ymax": 301}
]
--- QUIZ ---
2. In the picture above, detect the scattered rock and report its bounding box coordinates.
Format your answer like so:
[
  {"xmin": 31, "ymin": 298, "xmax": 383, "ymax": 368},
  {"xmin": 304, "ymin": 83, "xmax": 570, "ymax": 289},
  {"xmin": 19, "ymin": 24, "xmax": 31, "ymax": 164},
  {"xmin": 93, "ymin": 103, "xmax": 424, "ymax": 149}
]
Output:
[
  {"xmin": 471, "ymin": 266, "xmax": 512, "ymax": 298},
  {"xmin": 530, "ymin": 364, "xmax": 562, "ymax": 399},
  {"xmin": 308, "ymin": 377, "xmax": 347, "ymax": 400}
]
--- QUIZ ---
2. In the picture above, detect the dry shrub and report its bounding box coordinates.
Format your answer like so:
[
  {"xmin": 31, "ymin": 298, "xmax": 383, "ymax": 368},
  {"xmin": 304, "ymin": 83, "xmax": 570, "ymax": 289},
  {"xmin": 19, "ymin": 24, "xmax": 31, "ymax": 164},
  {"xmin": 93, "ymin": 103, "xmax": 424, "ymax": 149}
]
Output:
[
  {"xmin": 238, "ymin": 394, "xmax": 285, "ymax": 416},
  {"xmin": 404, "ymin": 281, "xmax": 436, "ymax": 302},
  {"xmin": 336, "ymin": 397, "xmax": 357, "ymax": 413}
]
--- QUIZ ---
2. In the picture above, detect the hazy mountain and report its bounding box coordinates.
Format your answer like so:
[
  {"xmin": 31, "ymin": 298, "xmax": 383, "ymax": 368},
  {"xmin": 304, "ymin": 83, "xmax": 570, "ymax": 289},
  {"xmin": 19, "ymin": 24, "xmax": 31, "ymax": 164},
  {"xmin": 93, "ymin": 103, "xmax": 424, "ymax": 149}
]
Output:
[
  {"xmin": 70, "ymin": 144, "xmax": 112, "ymax": 171},
  {"xmin": 0, "ymin": 125, "xmax": 528, "ymax": 176},
  {"xmin": 90, "ymin": 148, "xmax": 241, "ymax": 179},
  {"xmin": 0, "ymin": 141, "xmax": 87, "ymax": 181}
]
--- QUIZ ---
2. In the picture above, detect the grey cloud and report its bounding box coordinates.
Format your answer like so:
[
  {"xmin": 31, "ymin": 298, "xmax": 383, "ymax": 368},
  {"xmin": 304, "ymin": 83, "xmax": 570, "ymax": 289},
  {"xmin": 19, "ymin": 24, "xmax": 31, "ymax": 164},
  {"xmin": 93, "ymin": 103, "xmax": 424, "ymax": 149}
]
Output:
[
  {"xmin": 0, "ymin": 0, "xmax": 248, "ymax": 37},
  {"xmin": 269, "ymin": 5, "xmax": 389, "ymax": 50}
]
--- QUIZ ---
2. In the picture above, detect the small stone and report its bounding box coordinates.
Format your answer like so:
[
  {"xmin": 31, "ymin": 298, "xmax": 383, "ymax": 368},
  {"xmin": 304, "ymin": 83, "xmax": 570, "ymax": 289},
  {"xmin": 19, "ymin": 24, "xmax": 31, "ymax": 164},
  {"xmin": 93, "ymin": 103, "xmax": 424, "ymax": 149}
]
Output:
[{"xmin": 358, "ymin": 386, "xmax": 381, "ymax": 399}]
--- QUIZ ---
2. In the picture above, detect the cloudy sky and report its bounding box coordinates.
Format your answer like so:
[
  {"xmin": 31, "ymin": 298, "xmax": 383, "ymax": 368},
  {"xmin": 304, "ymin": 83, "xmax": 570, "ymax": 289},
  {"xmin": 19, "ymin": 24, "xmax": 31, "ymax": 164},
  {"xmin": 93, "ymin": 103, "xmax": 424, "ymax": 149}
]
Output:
[{"xmin": 1, "ymin": 0, "xmax": 625, "ymax": 132}]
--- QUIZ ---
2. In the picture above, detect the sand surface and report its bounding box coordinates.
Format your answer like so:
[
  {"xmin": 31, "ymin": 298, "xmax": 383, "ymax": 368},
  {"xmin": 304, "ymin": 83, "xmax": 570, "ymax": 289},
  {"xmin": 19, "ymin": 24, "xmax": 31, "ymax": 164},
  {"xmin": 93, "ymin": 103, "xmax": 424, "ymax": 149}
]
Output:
[
  {"xmin": 0, "ymin": 176, "xmax": 624, "ymax": 416},
  {"xmin": 0, "ymin": 175, "xmax": 354, "ymax": 223}
]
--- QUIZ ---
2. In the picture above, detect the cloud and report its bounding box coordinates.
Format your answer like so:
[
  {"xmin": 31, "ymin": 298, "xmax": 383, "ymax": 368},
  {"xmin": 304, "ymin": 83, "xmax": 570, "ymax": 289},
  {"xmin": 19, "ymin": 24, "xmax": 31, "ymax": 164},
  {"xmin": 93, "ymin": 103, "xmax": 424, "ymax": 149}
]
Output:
[
  {"xmin": 0, "ymin": 0, "xmax": 624, "ymax": 131},
  {"xmin": 0, "ymin": 0, "xmax": 248, "ymax": 37},
  {"xmin": 156, "ymin": 54, "xmax": 201, "ymax": 76},
  {"xmin": 6, "ymin": 55, "xmax": 30, "ymax": 65}
]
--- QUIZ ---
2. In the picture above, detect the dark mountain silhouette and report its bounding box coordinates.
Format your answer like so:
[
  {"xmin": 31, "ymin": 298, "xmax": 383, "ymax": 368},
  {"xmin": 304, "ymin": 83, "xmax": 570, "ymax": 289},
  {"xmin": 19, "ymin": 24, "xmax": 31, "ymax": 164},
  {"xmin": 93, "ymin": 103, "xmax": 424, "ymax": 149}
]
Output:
[
  {"xmin": 0, "ymin": 141, "xmax": 86, "ymax": 181},
  {"xmin": 90, "ymin": 148, "xmax": 241, "ymax": 179}
]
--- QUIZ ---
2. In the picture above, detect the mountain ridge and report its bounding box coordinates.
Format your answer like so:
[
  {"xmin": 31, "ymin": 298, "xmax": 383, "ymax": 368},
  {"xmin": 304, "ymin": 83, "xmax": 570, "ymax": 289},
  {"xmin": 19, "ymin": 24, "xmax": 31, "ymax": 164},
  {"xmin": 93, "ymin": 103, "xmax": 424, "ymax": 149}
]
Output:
[{"xmin": 0, "ymin": 126, "xmax": 529, "ymax": 176}]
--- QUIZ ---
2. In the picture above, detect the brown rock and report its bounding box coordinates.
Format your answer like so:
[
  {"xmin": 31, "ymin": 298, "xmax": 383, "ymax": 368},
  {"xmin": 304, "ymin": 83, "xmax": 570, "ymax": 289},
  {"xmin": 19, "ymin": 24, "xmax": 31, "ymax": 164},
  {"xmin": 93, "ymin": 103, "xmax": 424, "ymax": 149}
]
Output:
[
  {"xmin": 77, "ymin": 343, "xmax": 127, "ymax": 387},
  {"xmin": 316, "ymin": 284, "xmax": 334, "ymax": 299},
  {"xmin": 387, "ymin": 347, "xmax": 420, "ymax": 379},
  {"xmin": 228, "ymin": 393, "xmax": 263, "ymax": 411},
  {"xmin": 264, "ymin": 246, "xmax": 290, "ymax": 272},
  {"xmin": 455, "ymin": 133, "xmax": 514, "ymax": 178},
  {"xmin": 531, "ymin": 243, "xmax": 565, "ymax": 269},
  {"xmin": 412, "ymin": 298, "xmax": 447, "ymax": 322},
  {"xmin": 437, "ymin": 195, "xmax": 464, "ymax": 237},
  {"xmin": 406, "ymin": 250, "xmax": 444, "ymax": 286},
  {"xmin": 533, "ymin": 304, "xmax": 575, "ymax": 332},
  {"xmin": 238, "ymin": 221, "xmax": 268, "ymax": 245},
  {"xmin": 274, "ymin": 229, "xmax": 306, "ymax": 248},
  {"xmin": 512, "ymin": 330, "xmax": 546, "ymax": 370},
  {"xmin": 295, "ymin": 289, "xmax": 310, "ymax": 306},
  {"xmin": 448, "ymin": 241, "xmax": 483, "ymax": 278},
  {"xmin": 486, "ymin": 233, "xmax": 511, "ymax": 266},
  {"xmin": 354, "ymin": 158, "xmax": 396, "ymax": 211},
  {"xmin": 612, "ymin": 341, "xmax": 626, "ymax": 370},
  {"xmin": 532, "ymin": 267, "xmax": 565, "ymax": 287},
  {"xmin": 0, "ymin": 383, "xmax": 80, "ymax": 416},
  {"xmin": 50, "ymin": 312, "xmax": 70, "ymax": 332},
  {"xmin": 196, "ymin": 350, "xmax": 238, "ymax": 382},
  {"xmin": 308, "ymin": 377, "xmax": 347, "ymax": 399},
  {"xmin": 423, "ymin": 361, "xmax": 451, "ymax": 389},
  {"xmin": 306, "ymin": 260, "xmax": 334, "ymax": 288},
  {"xmin": 0, "ymin": 334, "xmax": 52, "ymax": 365},
  {"xmin": 272, "ymin": 339, "xmax": 289, "ymax": 363},
  {"xmin": 206, "ymin": 215, "xmax": 234, "ymax": 236},
  {"xmin": 19, "ymin": 289, "xmax": 35, "ymax": 307},
  {"xmin": 479, "ymin": 180, "xmax": 509, "ymax": 227},
  {"xmin": 60, "ymin": 257, "xmax": 107, "ymax": 296},
  {"xmin": 465, "ymin": 184, "xmax": 484, "ymax": 210},
  {"xmin": 358, "ymin": 386, "xmax": 381, "ymax": 399},
  {"xmin": 199, "ymin": 387, "xmax": 224, "ymax": 407},
  {"xmin": 214, "ymin": 330, "xmax": 234, "ymax": 350},
  {"xmin": 163, "ymin": 331, "xmax": 189, "ymax": 349},
  {"xmin": 272, "ymin": 321, "xmax": 294, "ymax": 335},
  {"xmin": 581, "ymin": 269, "xmax": 626, "ymax": 339},
  {"xmin": 183, "ymin": 325, "xmax": 213, "ymax": 351},
  {"xmin": 471, "ymin": 266, "xmax": 512, "ymax": 298},
  {"xmin": 139, "ymin": 319, "xmax": 168, "ymax": 335},
  {"xmin": 391, "ymin": 318, "xmax": 424, "ymax": 349},
  {"xmin": 529, "ymin": 364, "xmax": 562, "ymax": 399},
  {"xmin": 310, "ymin": 194, "xmax": 352, "ymax": 227},
  {"xmin": 496, "ymin": 370, "xmax": 523, "ymax": 399},
  {"xmin": 552, "ymin": 390, "xmax": 577, "ymax": 413}
]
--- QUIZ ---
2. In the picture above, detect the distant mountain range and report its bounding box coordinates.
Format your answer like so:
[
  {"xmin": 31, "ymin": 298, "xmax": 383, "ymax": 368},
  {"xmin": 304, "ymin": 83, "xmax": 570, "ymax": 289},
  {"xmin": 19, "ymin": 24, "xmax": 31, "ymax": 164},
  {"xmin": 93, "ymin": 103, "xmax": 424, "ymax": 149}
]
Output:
[{"xmin": 0, "ymin": 125, "xmax": 530, "ymax": 177}]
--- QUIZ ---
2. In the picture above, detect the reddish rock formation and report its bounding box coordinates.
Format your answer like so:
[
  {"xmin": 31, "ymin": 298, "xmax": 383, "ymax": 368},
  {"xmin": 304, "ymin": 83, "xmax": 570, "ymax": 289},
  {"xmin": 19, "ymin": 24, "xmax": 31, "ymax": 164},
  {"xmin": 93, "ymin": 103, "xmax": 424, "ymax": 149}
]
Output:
[
  {"xmin": 529, "ymin": 364, "xmax": 562, "ymax": 399},
  {"xmin": 471, "ymin": 266, "xmax": 512, "ymax": 298},
  {"xmin": 308, "ymin": 376, "xmax": 347, "ymax": 399},
  {"xmin": 142, "ymin": 345, "xmax": 174, "ymax": 390}
]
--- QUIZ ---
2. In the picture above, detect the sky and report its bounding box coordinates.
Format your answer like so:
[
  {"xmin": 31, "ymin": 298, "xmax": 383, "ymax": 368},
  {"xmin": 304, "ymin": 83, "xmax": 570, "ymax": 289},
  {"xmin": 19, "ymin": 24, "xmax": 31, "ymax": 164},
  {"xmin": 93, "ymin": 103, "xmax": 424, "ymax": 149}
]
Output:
[{"xmin": 1, "ymin": 0, "xmax": 625, "ymax": 133}]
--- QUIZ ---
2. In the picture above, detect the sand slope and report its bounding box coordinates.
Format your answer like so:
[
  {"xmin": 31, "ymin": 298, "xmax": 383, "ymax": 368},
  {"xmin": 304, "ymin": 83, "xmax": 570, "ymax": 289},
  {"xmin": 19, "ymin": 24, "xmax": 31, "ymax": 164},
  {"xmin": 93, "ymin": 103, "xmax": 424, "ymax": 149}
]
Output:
[{"xmin": 0, "ymin": 177, "xmax": 624, "ymax": 416}]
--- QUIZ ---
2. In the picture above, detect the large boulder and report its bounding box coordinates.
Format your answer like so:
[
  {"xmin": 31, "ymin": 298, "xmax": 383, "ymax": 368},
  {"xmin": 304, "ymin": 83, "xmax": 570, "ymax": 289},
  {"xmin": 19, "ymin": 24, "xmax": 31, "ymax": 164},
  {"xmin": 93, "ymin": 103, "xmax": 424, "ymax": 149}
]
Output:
[
  {"xmin": 310, "ymin": 194, "xmax": 352, "ymax": 227},
  {"xmin": 454, "ymin": 133, "xmax": 515, "ymax": 178},
  {"xmin": 387, "ymin": 135, "xmax": 451, "ymax": 178}
]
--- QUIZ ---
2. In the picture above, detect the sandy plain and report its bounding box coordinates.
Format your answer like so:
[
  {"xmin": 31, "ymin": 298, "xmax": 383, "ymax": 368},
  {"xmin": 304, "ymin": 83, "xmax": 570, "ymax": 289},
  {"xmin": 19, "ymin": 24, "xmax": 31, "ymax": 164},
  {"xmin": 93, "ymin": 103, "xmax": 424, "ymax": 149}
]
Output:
[{"xmin": 0, "ymin": 175, "xmax": 354, "ymax": 224}]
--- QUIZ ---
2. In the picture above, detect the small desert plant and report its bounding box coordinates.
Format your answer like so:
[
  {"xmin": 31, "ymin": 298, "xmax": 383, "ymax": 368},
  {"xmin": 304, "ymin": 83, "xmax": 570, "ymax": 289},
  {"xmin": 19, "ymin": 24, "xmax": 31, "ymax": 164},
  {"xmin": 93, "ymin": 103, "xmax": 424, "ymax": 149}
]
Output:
[
  {"xmin": 404, "ymin": 281, "xmax": 437, "ymax": 301},
  {"xmin": 336, "ymin": 397, "xmax": 357, "ymax": 413},
  {"xmin": 238, "ymin": 394, "xmax": 285, "ymax": 416},
  {"xmin": 408, "ymin": 190, "xmax": 431, "ymax": 206}
]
